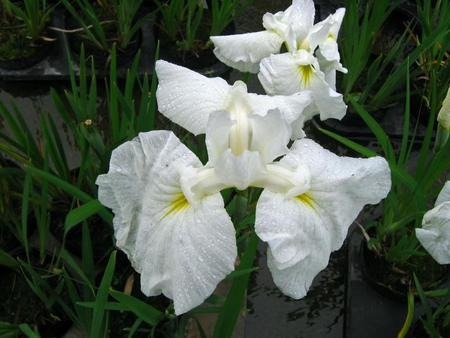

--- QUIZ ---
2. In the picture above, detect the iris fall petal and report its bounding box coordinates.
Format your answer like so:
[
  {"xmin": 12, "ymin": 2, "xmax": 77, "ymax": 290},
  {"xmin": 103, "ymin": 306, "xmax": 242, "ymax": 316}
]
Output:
[{"xmin": 96, "ymin": 131, "xmax": 237, "ymax": 315}]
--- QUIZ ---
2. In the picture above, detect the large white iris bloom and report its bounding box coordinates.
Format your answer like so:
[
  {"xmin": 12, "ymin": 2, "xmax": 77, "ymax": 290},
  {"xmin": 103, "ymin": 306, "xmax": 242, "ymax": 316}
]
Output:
[
  {"xmin": 211, "ymin": 0, "xmax": 345, "ymax": 75},
  {"xmin": 416, "ymin": 181, "xmax": 450, "ymax": 264},
  {"xmin": 97, "ymin": 58, "xmax": 390, "ymax": 315}
]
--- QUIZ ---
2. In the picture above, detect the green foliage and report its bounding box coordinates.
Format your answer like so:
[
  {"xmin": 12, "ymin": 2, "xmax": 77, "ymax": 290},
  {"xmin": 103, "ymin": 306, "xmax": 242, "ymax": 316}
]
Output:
[
  {"xmin": 2, "ymin": 0, "xmax": 56, "ymax": 40},
  {"xmin": 339, "ymin": 0, "xmax": 450, "ymax": 113},
  {"xmin": 321, "ymin": 65, "xmax": 450, "ymax": 265},
  {"xmin": 155, "ymin": 0, "xmax": 255, "ymax": 52},
  {"xmin": 61, "ymin": 0, "xmax": 153, "ymax": 52}
]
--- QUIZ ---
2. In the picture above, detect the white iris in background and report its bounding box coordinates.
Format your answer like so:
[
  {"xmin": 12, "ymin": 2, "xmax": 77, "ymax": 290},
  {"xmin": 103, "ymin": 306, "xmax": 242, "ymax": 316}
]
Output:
[
  {"xmin": 416, "ymin": 181, "xmax": 450, "ymax": 264},
  {"xmin": 211, "ymin": 0, "xmax": 348, "ymax": 123}
]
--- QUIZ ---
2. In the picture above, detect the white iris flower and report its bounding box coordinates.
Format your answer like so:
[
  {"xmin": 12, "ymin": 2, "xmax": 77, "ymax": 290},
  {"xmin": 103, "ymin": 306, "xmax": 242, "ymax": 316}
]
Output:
[
  {"xmin": 96, "ymin": 55, "xmax": 390, "ymax": 314},
  {"xmin": 416, "ymin": 181, "xmax": 450, "ymax": 264},
  {"xmin": 96, "ymin": 131, "xmax": 237, "ymax": 315},
  {"xmin": 211, "ymin": 0, "xmax": 347, "ymax": 122}
]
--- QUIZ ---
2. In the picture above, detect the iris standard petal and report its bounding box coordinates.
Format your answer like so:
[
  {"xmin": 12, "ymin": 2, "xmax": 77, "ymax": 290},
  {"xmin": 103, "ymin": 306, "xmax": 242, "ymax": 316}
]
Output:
[
  {"xmin": 211, "ymin": 30, "xmax": 284, "ymax": 73},
  {"xmin": 96, "ymin": 131, "xmax": 237, "ymax": 315},
  {"xmin": 155, "ymin": 60, "xmax": 231, "ymax": 135},
  {"xmin": 416, "ymin": 203, "xmax": 450, "ymax": 264},
  {"xmin": 255, "ymin": 138, "xmax": 391, "ymax": 298},
  {"xmin": 249, "ymin": 109, "xmax": 291, "ymax": 163}
]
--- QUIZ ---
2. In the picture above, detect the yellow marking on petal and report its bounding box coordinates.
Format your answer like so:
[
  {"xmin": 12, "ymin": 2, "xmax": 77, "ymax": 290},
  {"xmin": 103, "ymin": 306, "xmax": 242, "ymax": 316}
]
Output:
[
  {"xmin": 164, "ymin": 193, "xmax": 190, "ymax": 218},
  {"xmin": 295, "ymin": 193, "xmax": 316, "ymax": 212},
  {"xmin": 298, "ymin": 65, "xmax": 313, "ymax": 88}
]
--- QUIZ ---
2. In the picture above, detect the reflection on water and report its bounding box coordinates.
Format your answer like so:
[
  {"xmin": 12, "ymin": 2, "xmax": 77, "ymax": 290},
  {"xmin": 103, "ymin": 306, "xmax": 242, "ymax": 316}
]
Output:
[
  {"xmin": 246, "ymin": 242, "xmax": 347, "ymax": 338},
  {"xmin": 0, "ymin": 81, "xmax": 99, "ymax": 170}
]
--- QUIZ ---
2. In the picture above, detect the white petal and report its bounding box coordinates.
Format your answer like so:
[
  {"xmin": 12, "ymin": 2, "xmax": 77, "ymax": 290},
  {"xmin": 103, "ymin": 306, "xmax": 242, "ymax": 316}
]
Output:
[
  {"xmin": 417, "ymin": 202, "xmax": 450, "ymax": 264},
  {"xmin": 255, "ymin": 138, "xmax": 391, "ymax": 298},
  {"xmin": 249, "ymin": 109, "xmax": 290, "ymax": 162},
  {"xmin": 249, "ymin": 90, "xmax": 313, "ymax": 125},
  {"xmin": 205, "ymin": 110, "xmax": 235, "ymax": 166},
  {"xmin": 266, "ymin": 233, "xmax": 331, "ymax": 299},
  {"xmin": 211, "ymin": 31, "xmax": 284, "ymax": 73},
  {"xmin": 436, "ymin": 181, "xmax": 450, "ymax": 207},
  {"xmin": 96, "ymin": 131, "xmax": 237, "ymax": 314},
  {"xmin": 258, "ymin": 51, "xmax": 316, "ymax": 95},
  {"xmin": 258, "ymin": 51, "xmax": 347, "ymax": 120},
  {"xmin": 285, "ymin": 0, "xmax": 316, "ymax": 49},
  {"xmin": 155, "ymin": 60, "xmax": 231, "ymax": 135},
  {"xmin": 214, "ymin": 149, "xmax": 267, "ymax": 190}
]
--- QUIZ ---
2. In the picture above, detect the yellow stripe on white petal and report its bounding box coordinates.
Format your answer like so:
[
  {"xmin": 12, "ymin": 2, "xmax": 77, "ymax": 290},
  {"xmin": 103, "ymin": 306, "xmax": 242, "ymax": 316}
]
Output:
[
  {"xmin": 258, "ymin": 51, "xmax": 347, "ymax": 121},
  {"xmin": 255, "ymin": 138, "xmax": 391, "ymax": 299},
  {"xmin": 96, "ymin": 131, "xmax": 237, "ymax": 315}
]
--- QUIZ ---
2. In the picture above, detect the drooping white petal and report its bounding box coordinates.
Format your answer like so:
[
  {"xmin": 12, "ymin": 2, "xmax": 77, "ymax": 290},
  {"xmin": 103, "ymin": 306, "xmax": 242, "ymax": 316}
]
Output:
[
  {"xmin": 214, "ymin": 149, "xmax": 267, "ymax": 191},
  {"xmin": 211, "ymin": 30, "xmax": 284, "ymax": 73},
  {"xmin": 258, "ymin": 50, "xmax": 347, "ymax": 121},
  {"xmin": 416, "ymin": 202, "xmax": 450, "ymax": 264},
  {"xmin": 255, "ymin": 138, "xmax": 391, "ymax": 298},
  {"xmin": 155, "ymin": 60, "xmax": 230, "ymax": 135},
  {"xmin": 96, "ymin": 131, "xmax": 237, "ymax": 315}
]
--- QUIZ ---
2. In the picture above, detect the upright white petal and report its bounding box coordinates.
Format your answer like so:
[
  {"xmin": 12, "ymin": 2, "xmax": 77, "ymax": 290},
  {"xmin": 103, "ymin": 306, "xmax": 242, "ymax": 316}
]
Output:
[
  {"xmin": 205, "ymin": 110, "xmax": 236, "ymax": 166},
  {"xmin": 211, "ymin": 31, "xmax": 284, "ymax": 73},
  {"xmin": 96, "ymin": 131, "xmax": 237, "ymax": 315},
  {"xmin": 258, "ymin": 50, "xmax": 347, "ymax": 121},
  {"xmin": 255, "ymin": 138, "xmax": 391, "ymax": 298},
  {"xmin": 284, "ymin": 0, "xmax": 316, "ymax": 50},
  {"xmin": 155, "ymin": 60, "xmax": 230, "ymax": 135},
  {"xmin": 249, "ymin": 109, "xmax": 291, "ymax": 162}
]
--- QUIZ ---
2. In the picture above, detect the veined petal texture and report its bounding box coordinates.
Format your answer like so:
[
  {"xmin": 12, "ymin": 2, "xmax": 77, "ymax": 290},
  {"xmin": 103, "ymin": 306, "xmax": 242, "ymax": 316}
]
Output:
[
  {"xmin": 96, "ymin": 131, "xmax": 237, "ymax": 314},
  {"xmin": 255, "ymin": 138, "xmax": 391, "ymax": 298},
  {"xmin": 155, "ymin": 60, "xmax": 230, "ymax": 135}
]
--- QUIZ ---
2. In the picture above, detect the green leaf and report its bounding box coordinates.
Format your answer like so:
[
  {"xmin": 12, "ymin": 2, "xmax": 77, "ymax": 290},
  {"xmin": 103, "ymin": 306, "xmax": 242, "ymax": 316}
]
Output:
[
  {"xmin": 91, "ymin": 251, "xmax": 117, "ymax": 338},
  {"xmin": 64, "ymin": 200, "xmax": 105, "ymax": 234},
  {"xmin": 110, "ymin": 289, "xmax": 166, "ymax": 327},
  {"xmin": 213, "ymin": 232, "xmax": 259, "ymax": 338},
  {"xmin": 0, "ymin": 248, "xmax": 19, "ymax": 269}
]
